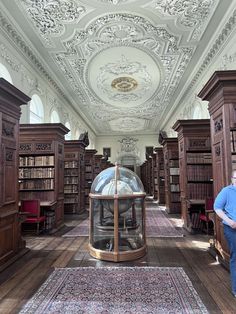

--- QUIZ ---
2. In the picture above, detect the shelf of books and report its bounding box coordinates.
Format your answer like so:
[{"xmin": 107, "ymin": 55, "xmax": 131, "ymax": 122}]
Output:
[
  {"xmin": 64, "ymin": 140, "xmax": 87, "ymax": 215},
  {"xmin": 153, "ymin": 147, "xmax": 165, "ymax": 204},
  {"xmin": 162, "ymin": 138, "xmax": 181, "ymax": 214},
  {"xmin": 0, "ymin": 78, "xmax": 30, "ymax": 266},
  {"xmin": 84, "ymin": 149, "xmax": 97, "ymax": 207},
  {"xmin": 19, "ymin": 123, "xmax": 69, "ymax": 232},
  {"xmin": 94, "ymin": 154, "xmax": 103, "ymax": 177},
  {"xmin": 198, "ymin": 70, "xmax": 236, "ymax": 265},
  {"xmin": 173, "ymin": 119, "xmax": 213, "ymax": 233}
]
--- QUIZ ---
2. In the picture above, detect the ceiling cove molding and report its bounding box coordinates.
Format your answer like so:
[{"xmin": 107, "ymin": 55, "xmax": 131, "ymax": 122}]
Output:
[
  {"xmin": 159, "ymin": 7, "xmax": 236, "ymax": 130},
  {"xmin": 17, "ymin": 0, "xmax": 89, "ymax": 48},
  {"xmin": 0, "ymin": 11, "xmax": 69, "ymax": 101},
  {"xmin": 189, "ymin": 8, "xmax": 236, "ymax": 91},
  {"xmin": 148, "ymin": 0, "xmax": 219, "ymax": 42}
]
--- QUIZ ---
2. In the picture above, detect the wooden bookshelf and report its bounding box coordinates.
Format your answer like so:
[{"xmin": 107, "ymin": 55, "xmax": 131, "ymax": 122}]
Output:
[
  {"xmin": 173, "ymin": 119, "xmax": 213, "ymax": 233},
  {"xmin": 198, "ymin": 70, "xmax": 236, "ymax": 265},
  {"xmin": 162, "ymin": 138, "xmax": 181, "ymax": 214},
  {"xmin": 153, "ymin": 147, "xmax": 165, "ymax": 204},
  {"xmin": 0, "ymin": 78, "xmax": 30, "ymax": 266},
  {"xmin": 94, "ymin": 154, "xmax": 103, "ymax": 177},
  {"xmin": 140, "ymin": 161, "xmax": 148, "ymax": 193},
  {"xmin": 84, "ymin": 149, "xmax": 97, "ymax": 206},
  {"xmin": 64, "ymin": 140, "xmax": 88, "ymax": 215},
  {"xmin": 19, "ymin": 123, "xmax": 69, "ymax": 232}
]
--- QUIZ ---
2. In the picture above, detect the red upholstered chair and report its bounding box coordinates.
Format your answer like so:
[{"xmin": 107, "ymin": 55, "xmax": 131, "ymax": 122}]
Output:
[
  {"xmin": 199, "ymin": 197, "xmax": 214, "ymax": 234},
  {"xmin": 20, "ymin": 200, "xmax": 46, "ymax": 235}
]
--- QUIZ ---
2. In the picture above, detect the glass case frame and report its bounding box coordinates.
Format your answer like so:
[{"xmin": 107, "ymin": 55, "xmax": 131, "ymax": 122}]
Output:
[{"xmin": 89, "ymin": 164, "xmax": 147, "ymax": 262}]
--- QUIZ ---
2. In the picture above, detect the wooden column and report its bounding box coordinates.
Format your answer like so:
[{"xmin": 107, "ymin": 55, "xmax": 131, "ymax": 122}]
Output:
[
  {"xmin": 173, "ymin": 119, "xmax": 213, "ymax": 233},
  {"xmin": 198, "ymin": 70, "xmax": 236, "ymax": 264},
  {"xmin": 0, "ymin": 78, "xmax": 30, "ymax": 266},
  {"xmin": 162, "ymin": 138, "xmax": 181, "ymax": 214}
]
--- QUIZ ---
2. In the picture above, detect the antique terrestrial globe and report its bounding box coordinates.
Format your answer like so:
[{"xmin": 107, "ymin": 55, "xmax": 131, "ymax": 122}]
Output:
[{"xmin": 89, "ymin": 163, "xmax": 147, "ymax": 262}]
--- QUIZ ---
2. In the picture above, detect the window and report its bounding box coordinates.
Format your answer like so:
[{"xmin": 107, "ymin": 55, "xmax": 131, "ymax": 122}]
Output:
[
  {"xmin": 65, "ymin": 121, "xmax": 71, "ymax": 140},
  {"xmin": 0, "ymin": 63, "xmax": 13, "ymax": 84},
  {"xmin": 50, "ymin": 110, "xmax": 60, "ymax": 123},
  {"xmin": 30, "ymin": 94, "xmax": 44, "ymax": 123},
  {"xmin": 75, "ymin": 129, "xmax": 80, "ymax": 139},
  {"xmin": 192, "ymin": 105, "xmax": 202, "ymax": 119}
]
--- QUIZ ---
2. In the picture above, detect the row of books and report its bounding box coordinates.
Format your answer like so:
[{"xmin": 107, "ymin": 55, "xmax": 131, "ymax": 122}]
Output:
[
  {"xmin": 64, "ymin": 185, "xmax": 78, "ymax": 193},
  {"xmin": 187, "ymin": 165, "xmax": 212, "ymax": 181},
  {"xmin": 187, "ymin": 152, "xmax": 212, "ymax": 164},
  {"xmin": 19, "ymin": 168, "xmax": 54, "ymax": 178},
  {"xmin": 64, "ymin": 196, "xmax": 79, "ymax": 204},
  {"xmin": 64, "ymin": 169, "xmax": 78, "ymax": 176},
  {"xmin": 64, "ymin": 177, "xmax": 79, "ymax": 184},
  {"xmin": 188, "ymin": 183, "xmax": 213, "ymax": 199},
  {"xmin": 19, "ymin": 179, "xmax": 54, "ymax": 190},
  {"xmin": 19, "ymin": 155, "xmax": 54, "ymax": 166},
  {"xmin": 170, "ymin": 184, "xmax": 180, "ymax": 192},
  {"xmin": 169, "ymin": 168, "xmax": 180, "ymax": 175},
  {"xmin": 64, "ymin": 161, "xmax": 79, "ymax": 168},
  {"xmin": 168, "ymin": 160, "xmax": 179, "ymax": 167}
]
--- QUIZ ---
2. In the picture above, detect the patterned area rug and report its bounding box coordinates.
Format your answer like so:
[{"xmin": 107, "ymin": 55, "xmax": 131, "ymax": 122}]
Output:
[
  {"xmin": 19, "ymin": 267, "xmax": 208, "ymax": 314},
  {"xmin": 63, "ymin": 208, "xmax": 183, "ymax": 238}
]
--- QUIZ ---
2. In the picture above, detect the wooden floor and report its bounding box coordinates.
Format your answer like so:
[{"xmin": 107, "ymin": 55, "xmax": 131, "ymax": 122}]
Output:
[{"xmin": 0, "ymin": 205, "xmax": 236, "ymax": 313}]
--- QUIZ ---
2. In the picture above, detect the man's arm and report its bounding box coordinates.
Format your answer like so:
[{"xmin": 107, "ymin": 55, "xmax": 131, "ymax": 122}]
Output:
[{"xmin": 215, "ymin": 209, "xmax": 236, "ymax": 229}]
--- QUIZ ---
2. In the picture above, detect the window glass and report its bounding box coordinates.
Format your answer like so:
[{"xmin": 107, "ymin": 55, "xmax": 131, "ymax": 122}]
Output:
[
  {"xmin": 0, "ymin": 63, "xmax": 13, "ymax": 84},
  {"xmin": 65, "ymin": 121, "xmax": 71, "ymax": 140},
  {"xmin": 50, "ymin": 110, "xmax": 60, "ymax": 123},
  {"xmin": 30, "ymin": 94, "xmax": 44, "ymax": 123}
]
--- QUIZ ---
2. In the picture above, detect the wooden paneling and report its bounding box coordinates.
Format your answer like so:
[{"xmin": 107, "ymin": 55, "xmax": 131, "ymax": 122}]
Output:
[
  {"xmin": 0, "ymin": 78, "xmax": 30, "ymax": 266},
  {"xmin": 198, "ymin": 70, "xmax": 236, "ymax": 264},
  {"xmin": 173, "ymin": 119, "xmax": 213, "ymax": 233},
  {"xmin": 19, "ymin": 124, "xmax": 69, "ymax": 232}
]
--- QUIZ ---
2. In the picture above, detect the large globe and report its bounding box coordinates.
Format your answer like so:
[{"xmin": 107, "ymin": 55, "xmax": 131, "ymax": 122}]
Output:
[{"xmin": 101, "ymin": 179, "xmax": 133, "ymax": 214}]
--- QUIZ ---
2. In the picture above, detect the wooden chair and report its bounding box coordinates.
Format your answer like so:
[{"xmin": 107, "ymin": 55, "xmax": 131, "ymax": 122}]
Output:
[
  {"xmin": 199, "ymin": 197, "xmax": 214, "ymax": 234},
  {"xmin": 20, "ymin": 200, "xmax": 46, "ymax": 235}
]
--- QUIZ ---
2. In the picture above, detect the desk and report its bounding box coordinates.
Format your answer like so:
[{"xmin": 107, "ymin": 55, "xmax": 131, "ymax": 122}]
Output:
[
  {"xmin": 19, "ymin": 200, "xmax": 57, "ymax": 233},
  {"xmin": 18, "ymin": 200, "xmax": 56, "ymax": 208}
]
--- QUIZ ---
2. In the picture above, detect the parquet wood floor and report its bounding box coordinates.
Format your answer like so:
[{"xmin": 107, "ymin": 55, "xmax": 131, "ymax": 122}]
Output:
[{"xmin": 0, "ymin": 206, "xmax": 235, "ymax": 313}]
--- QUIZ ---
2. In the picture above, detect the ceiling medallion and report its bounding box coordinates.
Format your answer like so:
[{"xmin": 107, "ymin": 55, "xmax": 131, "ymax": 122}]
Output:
[{"xmin": 111, "ymin": 77, "xmax": 138, "ymax": 92}]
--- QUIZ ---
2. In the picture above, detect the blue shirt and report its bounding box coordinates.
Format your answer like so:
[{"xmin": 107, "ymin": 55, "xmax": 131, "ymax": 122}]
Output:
[{"xmin": 214, "ymin": 185, "xmax": 236, "ymax": 225}]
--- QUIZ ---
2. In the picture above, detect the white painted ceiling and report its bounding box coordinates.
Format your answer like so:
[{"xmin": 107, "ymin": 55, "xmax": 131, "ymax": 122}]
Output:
[{"xmin": 0, "ymin": 0, "xmax": 233, "ymax": 135}]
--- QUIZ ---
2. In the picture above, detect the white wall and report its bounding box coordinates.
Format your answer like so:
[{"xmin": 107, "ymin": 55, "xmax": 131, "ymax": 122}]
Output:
[{"xmin": 96, "ymin": 134, "xmax": 158, "ymax": 165}]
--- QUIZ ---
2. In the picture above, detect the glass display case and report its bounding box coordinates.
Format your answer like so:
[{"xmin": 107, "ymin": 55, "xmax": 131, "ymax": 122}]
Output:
[{"xmin": 89, "ymin": 163, "xmax": 147, "ymax": 262}]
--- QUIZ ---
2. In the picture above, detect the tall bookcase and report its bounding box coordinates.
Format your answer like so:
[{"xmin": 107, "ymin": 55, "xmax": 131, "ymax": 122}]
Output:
[
  {"xmin": 84, "ymin": 149, "xmax": 97, "ymax": 206},
  {"xmin": 162, "ymin": 138, "xmax": 181, "ymax": 214},
  {"xmin": 173, "ymin": 119, "xmax": 213, "ymax": 232},
  {"xmin": 140, "ymin": 161, "xmax": 147, "ymax": 192},
  {"xmin": 64, "ymin": 140, "xmax": 87, "ymax": 215},
  {"xmin": 0, "ymin": 78, "xmax": 30, "ymax": 266},
  {"xmin": 94, "ymin": 154, "xmax": 103, "ymax": 177},
  {"xmin": 19, "ymin": 123, "xmax": 69, "ymax": 232},
  {"xmin": 154, "ymin": 147, "xmax": 165, "ymax": 205},
  {"xmin": 198, "ymin": 70, "xmax": 236, "ymax": 265}
]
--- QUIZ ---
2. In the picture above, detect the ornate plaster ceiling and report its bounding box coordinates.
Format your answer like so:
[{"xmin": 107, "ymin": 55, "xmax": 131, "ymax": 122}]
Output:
[{"xmin": 0, "ymin": 0, "xmax": 233, "ymax": 135}]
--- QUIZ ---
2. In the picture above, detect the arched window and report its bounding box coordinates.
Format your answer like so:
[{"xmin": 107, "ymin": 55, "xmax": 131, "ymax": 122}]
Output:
[
  {"xmin": 30, "ymin": 94, "xmax": 44, "ymax": 123},
  {"xmin": 50, "ymin": 110, "xmax": 60, "ymax": 123},
  {"xmin": 65, "ymin": 121, "xmax": 71, "ymax": 140},
  {"xmin": 192, "ymin": 105, "xmax": 202, "ymax": 119},
  {"xmin": 0, "ymin": 63, "xmax": 13, "ymax": 84},
  {"xmin": 75, "ymin": 129, "xmax": 80, "ymax": 139}
]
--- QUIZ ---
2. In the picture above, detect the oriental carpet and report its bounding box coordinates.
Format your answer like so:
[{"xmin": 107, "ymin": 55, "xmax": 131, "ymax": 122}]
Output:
[
  {"xmin": 19, "ymin": 266, "xmax": 208, "ymax": 314},
  {"xmin": 63, "ymin": 208, "xmax": 183, "ymax": 238}
]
